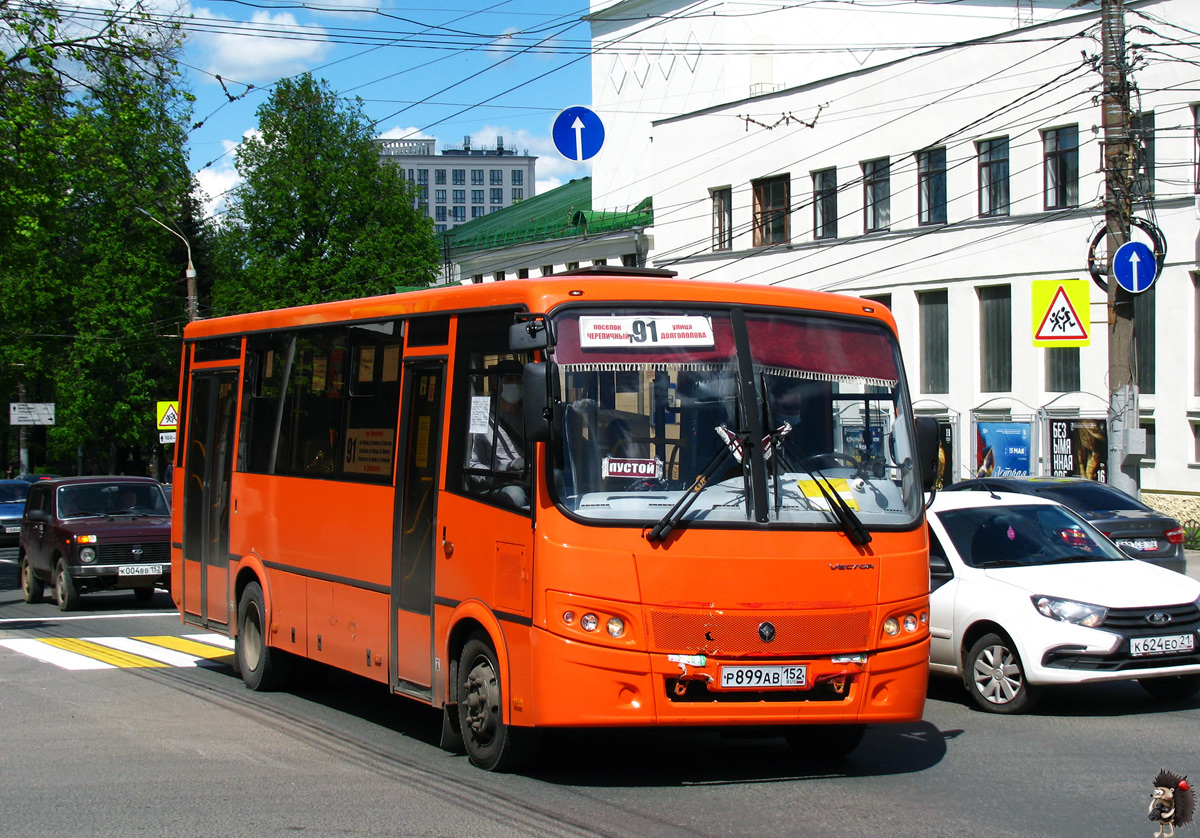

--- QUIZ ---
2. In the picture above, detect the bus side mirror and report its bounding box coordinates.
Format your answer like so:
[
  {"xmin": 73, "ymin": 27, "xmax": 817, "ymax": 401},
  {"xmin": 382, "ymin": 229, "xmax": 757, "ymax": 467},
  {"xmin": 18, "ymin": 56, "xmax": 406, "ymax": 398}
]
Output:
[
  {"xmin": 523, "ymin": 362, "xmax": 557, "ymax": 443},
  {"xmin": 915, "ymin": 415, "xmax": 940, "ymax": 492},
  {"xmin": 510, "ymin": 317, "xmax": 552, "ymax": 351}
]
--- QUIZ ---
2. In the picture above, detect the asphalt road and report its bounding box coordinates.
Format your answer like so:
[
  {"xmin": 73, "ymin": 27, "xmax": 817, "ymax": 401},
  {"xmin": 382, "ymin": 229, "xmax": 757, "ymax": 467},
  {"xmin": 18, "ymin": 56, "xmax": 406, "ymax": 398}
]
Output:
[{"xmin": 2, "ymin": 546, "xmax": 1198, "ymax": 837}]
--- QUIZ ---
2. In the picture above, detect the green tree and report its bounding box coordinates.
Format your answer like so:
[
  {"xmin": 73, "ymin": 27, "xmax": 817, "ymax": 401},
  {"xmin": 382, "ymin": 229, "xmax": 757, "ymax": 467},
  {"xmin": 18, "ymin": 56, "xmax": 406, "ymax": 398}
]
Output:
[
  {"xmin": 0, "ymin": 0, "xmax": 198, "ymax": 474},
  {"xmin": 212, "ymin": 73, "xmax": 440, "ymax": 314}
]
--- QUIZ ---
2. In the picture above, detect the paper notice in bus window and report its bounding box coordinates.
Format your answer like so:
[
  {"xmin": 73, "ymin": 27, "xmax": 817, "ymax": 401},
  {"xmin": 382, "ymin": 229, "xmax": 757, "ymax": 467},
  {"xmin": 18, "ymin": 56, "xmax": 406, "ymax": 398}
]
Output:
[
  {"xmin": 603, "ymin": 457, "xmax": 663, "ymax": 480},
  {"xmin": 796, "ymin": 478, "xmax": 859, "ymax": 510},
  {"xmin": 343, "ymin": 428, "xmax": 395, "ymax": 475},
  {"xmin": 415, "ymin": 416, "xmax": 431, "ymax": 468},
  {"xmin": 357, "ymin": 346, "xmax": 376, "ymax": 383},
  {"xmin": 382, "ymin": 345, "xmax": 400, "ymax": 382},
  {"xmin": 469, "ymin": 397, "xmax": 491, "ymax": 434},
  {"xmin": 578, "ymin": 316, "xmax": 715, "ymax": 348},
  {"xmin": 312, "ymin": 357, "xmax": 328, "ymax": 392}
]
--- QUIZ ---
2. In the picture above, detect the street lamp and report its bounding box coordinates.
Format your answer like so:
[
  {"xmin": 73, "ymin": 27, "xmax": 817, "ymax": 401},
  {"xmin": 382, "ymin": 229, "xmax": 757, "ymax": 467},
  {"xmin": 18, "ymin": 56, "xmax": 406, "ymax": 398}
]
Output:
[{"xmin": 137, "ymin": 206, "xmax": 199, "ymax": 322}]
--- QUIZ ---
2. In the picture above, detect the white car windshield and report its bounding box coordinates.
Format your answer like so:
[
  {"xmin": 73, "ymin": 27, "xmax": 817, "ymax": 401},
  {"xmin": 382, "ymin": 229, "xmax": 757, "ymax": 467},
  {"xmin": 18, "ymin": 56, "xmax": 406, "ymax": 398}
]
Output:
[
  {"xmin": 937, "ymin": 503, "xmax": 1128, "ymax": 567},
  {"xmin": 547, "ymin": 307, "xmax": 924, "ymax": 529}
]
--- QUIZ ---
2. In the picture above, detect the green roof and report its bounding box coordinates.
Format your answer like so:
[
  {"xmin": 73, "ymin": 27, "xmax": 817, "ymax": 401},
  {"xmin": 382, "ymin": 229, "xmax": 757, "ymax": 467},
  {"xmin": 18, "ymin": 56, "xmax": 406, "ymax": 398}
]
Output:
[{"xmin": 442, "ymin": 177, "xmax": 651, "ymax": 258}]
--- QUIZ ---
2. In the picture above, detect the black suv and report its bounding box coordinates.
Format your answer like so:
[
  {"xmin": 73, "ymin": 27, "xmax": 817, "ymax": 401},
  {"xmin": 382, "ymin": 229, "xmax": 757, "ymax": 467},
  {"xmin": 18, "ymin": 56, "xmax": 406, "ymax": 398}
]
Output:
[
  {"xmin": 18, "ymin": 476, "xmax": 171, "ymax": 610},
  {"xmin": 944, "ymin": 476, "xmax": 1185, "ymax": 574}
]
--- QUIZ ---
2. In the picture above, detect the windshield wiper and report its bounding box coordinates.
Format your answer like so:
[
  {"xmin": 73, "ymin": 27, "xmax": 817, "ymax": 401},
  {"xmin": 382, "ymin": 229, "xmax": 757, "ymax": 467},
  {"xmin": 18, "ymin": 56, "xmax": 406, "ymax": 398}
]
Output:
[
  {"xmin": 646, "ymin": 429, "xmax": 740, "ymax": 542},
  {"xmin": 803, "ymin": 462, "xmax": 872, "ymax": 547},
  {"xmin": 974, "ymin": 559, "xmax": 1026, "ymax": 568}
]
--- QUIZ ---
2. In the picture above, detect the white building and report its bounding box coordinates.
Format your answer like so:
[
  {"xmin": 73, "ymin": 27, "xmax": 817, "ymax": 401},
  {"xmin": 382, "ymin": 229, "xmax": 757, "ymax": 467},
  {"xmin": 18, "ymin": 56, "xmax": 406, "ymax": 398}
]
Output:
[
  {"xmin": 588, "ymin": 0, "xmax": 1200, "ymax": 515},
  {"xmin": 376, "ymin": 136, "xmax": 536, "ymax": 233}
]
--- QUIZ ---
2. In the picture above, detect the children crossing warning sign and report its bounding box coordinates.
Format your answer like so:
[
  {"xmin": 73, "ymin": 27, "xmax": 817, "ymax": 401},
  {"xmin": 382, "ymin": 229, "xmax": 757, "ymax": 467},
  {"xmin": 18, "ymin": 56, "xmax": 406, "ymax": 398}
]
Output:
[
  {"xmin": 1032, "ymin": 280, "xmax": 1090, "ymax": 347},
  {"xmin": 156, "ymin": 401, "xmax": 179, "ymax": 430}
]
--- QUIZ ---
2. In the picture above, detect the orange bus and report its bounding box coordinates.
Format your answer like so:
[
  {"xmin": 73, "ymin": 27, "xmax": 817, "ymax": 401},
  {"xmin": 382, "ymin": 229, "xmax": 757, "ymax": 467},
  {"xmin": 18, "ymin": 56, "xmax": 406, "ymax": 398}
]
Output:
[{"xmin": 171, "ymin": 268, "xmax": 939, "ymax": 771}]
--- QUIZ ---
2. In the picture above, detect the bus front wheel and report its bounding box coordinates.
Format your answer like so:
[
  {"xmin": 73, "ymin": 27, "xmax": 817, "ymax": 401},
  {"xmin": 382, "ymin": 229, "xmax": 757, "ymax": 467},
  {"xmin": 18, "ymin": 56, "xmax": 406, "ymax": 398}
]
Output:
[
  {"xmin": 456, "ymin": 632, "xmax": 540, "ymax": 772},
  {"xmin": 236, "ymin": 581, "xmax": 293, "ymax": 691}
]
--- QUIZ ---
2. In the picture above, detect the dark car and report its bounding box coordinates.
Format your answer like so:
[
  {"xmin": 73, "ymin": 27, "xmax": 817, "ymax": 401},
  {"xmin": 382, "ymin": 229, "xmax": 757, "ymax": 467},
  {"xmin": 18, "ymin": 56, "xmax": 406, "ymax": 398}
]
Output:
[
  {"xmin": 943, "ymin": 476, "xmax": 1185, "ymax": 573},
  {"xmin": 18, "ymin": 476, "xmax": 171, "ymax": 611},
  {"xmin": 0, "ymin": 479, "xmax": 31, "ymax": 545}
]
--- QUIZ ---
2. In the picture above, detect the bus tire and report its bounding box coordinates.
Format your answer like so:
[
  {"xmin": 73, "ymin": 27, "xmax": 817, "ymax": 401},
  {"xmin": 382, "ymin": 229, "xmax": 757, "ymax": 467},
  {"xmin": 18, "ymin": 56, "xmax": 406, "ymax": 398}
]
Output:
[
  {"xmin": 20, "ymin": 556, "xmax": 44, "ymax": 604},
  {"xmin": 236, "ymin": 581, "xmax": 293, "ymax": 691},
  {"xmin": 457, "ymin": 632, "xmax": 540, "ymax": 772},
  {"xmin": 784, "ymin": 724, "xmax": 865, "ymax": 759}
]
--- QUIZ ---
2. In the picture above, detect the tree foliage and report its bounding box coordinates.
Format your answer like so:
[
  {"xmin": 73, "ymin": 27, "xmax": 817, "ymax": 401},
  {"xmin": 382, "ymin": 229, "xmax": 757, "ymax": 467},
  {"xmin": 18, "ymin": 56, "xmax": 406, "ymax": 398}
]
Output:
[
  {"xmin": 212, "ymin": 73, "xmax": 440, "ymax": 314},
  {"xmin": 0, "ymin": 0, "xmax": 199, "ymax": 475}
]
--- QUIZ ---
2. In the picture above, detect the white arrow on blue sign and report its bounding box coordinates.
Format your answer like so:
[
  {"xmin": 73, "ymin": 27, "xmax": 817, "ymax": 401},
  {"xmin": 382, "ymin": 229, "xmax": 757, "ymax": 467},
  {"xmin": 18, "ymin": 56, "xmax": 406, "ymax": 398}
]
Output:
[
  {"xmin": 552, "ymin": 106, "xmax": 604, "ymax": 162},
  {"xmin": 1112, "ymin": 240, "xmax": 1158, "ymax": 293}
]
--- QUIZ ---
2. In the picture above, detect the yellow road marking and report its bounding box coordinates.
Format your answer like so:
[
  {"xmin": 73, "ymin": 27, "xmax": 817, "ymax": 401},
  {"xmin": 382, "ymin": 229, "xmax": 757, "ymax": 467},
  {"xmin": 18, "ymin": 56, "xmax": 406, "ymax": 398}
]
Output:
[
  {"xmin": 42, "ymin": 638, "xmax": 169, "ymax": 669},
  {"xmin": 134, "ymin": 635, "xmax": 235, "ymax": 662}
]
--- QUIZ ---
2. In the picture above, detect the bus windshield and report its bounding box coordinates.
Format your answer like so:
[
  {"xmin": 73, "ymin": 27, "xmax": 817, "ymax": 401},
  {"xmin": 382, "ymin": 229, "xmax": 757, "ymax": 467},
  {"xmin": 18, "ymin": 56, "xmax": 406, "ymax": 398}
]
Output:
[{"xmin": 549, "ymin": 307, "xmax": 923, "ymax": 529}]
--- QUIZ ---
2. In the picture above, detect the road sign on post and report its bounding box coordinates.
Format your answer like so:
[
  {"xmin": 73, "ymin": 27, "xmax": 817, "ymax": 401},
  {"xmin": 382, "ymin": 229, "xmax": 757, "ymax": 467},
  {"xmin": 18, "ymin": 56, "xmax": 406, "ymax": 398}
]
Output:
[
  {"xmin": 9, "ymin": 403, "xmax": 55, "ymax": 425},
  {"xmin": 552, "ymin": 106, "xmax": 605, "ymax": 162},
  {"xmin": 1112, "ymin": 240, "xmax": 1158, "ymax": 293}
]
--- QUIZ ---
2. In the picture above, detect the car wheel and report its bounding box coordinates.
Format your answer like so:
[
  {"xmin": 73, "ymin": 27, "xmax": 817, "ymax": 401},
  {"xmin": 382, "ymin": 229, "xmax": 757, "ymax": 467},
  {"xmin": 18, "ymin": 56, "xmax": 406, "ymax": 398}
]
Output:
[
  {"xmin": 784, "ymin": 724, "xmax": 866, "ymax": 759},
  {"xmin": 235, "ymin": 580, "xmax": 293, "ymax": 691},
  {"xmin": 1138, "ymin": 674, "xmax": 1200, "ymax": 701},
  {"xmin": 19, "ymin": 557, "xmax": 44, "ymax": 604},
  {"xmin": 457, "ymin": 632, "xmax": 541, "ymax": 772},
  {"xmin": 54, "ymin": 559, "xmax": 80, "ymax": 612},
  {"xmin": 132, "ymin": 587, "xmax": 155, "ymax": 602},
  {"xmin": 965, "ymin": 632, "xmax": 1039, "ymax": 714}
]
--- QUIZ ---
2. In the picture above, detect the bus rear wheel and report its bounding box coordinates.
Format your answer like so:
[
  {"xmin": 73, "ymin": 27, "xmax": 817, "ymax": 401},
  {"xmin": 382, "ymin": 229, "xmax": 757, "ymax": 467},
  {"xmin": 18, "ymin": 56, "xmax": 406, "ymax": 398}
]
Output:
[
  {"xmin": 457, "ymin": 632, "xmax": 540, "ymax": 772},
  {"xmin": 236, "ymin": 581, "xmax": 293, "ymax": 691}
]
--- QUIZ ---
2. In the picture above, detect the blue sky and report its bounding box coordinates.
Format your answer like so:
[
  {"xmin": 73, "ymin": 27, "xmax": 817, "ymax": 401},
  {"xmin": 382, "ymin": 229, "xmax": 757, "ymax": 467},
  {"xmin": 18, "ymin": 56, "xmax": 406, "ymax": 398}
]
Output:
[{"xmin": 175, "ymin": 1, "xmax": 595, "ymax": 214}]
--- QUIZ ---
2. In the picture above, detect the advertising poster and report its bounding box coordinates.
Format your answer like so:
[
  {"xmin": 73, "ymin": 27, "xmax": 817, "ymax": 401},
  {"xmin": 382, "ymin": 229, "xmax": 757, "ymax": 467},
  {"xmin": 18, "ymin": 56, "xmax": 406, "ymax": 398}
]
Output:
[
  {"xmin": 975, "ymin": 421, "xmax": 1031, "ymax": 477},
  {"xmin": 935, "ymin": 419, "xmax": 954, "ymax": 489},
  {"xmin": 1048, "ymin": 418, "xmax": 1107, "ymax": 481}
]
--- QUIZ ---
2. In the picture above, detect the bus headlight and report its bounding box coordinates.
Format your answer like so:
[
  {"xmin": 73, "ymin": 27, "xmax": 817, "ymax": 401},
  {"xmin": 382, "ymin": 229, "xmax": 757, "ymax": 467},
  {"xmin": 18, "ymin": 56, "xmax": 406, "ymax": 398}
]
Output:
[
  {"xmin": 883, "ymin": 617, "xmax": 900, "ymax": 636},
  {"xmin": 580, "ymin": 613, "xmax": 599, "ymax": 632},
  {"xmin": 606, "ymin": 617, "xmax": 625, "ymax": 638}
]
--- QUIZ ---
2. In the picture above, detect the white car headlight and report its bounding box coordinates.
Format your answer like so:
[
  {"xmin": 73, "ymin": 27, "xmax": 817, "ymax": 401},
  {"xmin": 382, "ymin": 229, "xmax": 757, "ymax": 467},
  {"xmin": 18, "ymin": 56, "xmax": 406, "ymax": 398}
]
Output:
[{"xmin": 1032, "ymin": 595, "xmax": 1107, "ymax": 628}]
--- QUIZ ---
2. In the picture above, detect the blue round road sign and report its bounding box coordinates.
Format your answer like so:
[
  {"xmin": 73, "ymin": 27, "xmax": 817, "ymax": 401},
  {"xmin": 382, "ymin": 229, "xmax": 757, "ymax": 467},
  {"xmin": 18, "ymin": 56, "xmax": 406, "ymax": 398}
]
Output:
[
  {"xmin": 1112, "ymin": 240, "xmax": 1158, "ymax": 293},
  {"xmin": 552, "ymin": 106, "xmax": 604, "ymax": 162}
]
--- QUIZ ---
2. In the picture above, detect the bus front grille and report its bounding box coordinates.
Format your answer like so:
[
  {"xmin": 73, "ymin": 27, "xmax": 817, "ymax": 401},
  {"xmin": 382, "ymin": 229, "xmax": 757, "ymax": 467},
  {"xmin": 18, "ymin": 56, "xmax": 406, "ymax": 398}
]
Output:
[{"xmin": 647, "ymin": 608, "xmax": 871, "ymax": 656}]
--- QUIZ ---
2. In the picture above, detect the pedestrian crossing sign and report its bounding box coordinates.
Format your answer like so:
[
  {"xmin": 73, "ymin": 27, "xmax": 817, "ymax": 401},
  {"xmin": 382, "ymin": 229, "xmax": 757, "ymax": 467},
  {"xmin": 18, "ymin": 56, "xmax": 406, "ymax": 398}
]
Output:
[
  {"xmin": 1032, "ymin": 280, "xmax": 1090, "ymax": 347},
  {"xmin": 157, "ymin": 401, "xmax": 179, "ymax": 430}
]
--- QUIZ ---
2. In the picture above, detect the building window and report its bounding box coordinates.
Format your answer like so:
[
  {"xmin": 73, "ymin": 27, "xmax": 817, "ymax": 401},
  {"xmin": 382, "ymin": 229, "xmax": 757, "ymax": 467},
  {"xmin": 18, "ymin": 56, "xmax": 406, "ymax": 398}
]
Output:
[
  {"xmin": 566, "ymin": 261, "xmax": 579, "ymax": 270},
  {"xmin": 452, "ymin": 189, "xmax": 465, "ymax": 204},
  {"xmin": 711, "ymin": 186, "xmax": 732, "ymax": 251},
  {"xmin": 752, "ymin": 175, "xmax": 789, "ymax": 246},
  {"xmin": 518, "ymin": 268, "xmax": 529, "ymax": 279},
  {"xmin": 417, "ymin": 169, "xmax": 428, "ymax": 185},
  {"xmin": 471, "ymin": 170, "xmax": 484, "ymax": 185},
  {"xmin": 488, "ymin": 170, "xmax": 502, "ymax": 185},
  {"xmin": 593, "ymin": 258, "xmax": 607, "ymax": 266},
  {"xmin": 490, "ymin": 188, "xmax": 503, "ymax": 204},
  {"xmin": 452, "ymin": 169, "xmax": 465, "ymax": 185},
  {"xmin": 472, "ymin": 274, "xmax": 483, "ymax": 283},
  {"xmin": 1135, "ymin": 283, "xmax": 1156, "ymax": 394},
  {"xmin": 1043, "ymin": 126, "xmax": 1079, "ymax": 209},
  {"xmin": 622, "ymin": 253, "xmax": 639, "ymax": 267},
  {"xmin": 863, "ymin": 293, "xmax": 891, "ymax": 310},
  {"xmin": 1193, "ymin": 423, "xmax": 1200, "ymax": 463},
  {"xmin": 512, "ymin": 170, "xmax": 523, "ymax": 186},
  {"xmin": 435, "ymin": 169, "xmax": 446, "ymax": 185},
  {"xmin": 494, "ymin": 271, "xmax": 505, "ymax": 282},
  {"xmin": 919, "ymin": 290, "xmax": 949, "ymax": 394},
  {"xmin": 978, "ymin": 137, "xmax": 1010, "ymax": 217},
  {"xmin": 472, "ymin": 206, "xmax": 485, "ymax": 218},
  {"xmin": 472, "ymin": 189, "xmax": 483, "ymax": 204},
  {"xmin": 862, "ymin": 158, "xmax": 890, "ymax": 233},
  {"xmin": 1141, "ymin": 421, "xmax": 1157, "ymax": 460},
  {"xmin": 1193, "ymin": 105, "xmax": 1199, "ymax": 193},
  {"xmin": 511, "ymin": 188, "xmax": 523, "ymax": 202},
  {"xmin": 434, "ymin": 206, "xmax": 446, "ymax": 221},
  {"xmin": 450, "ymin": 206, "xmax": 465, "ymax": 222},
  {"xmin": 1131, "ymin": 111, "xmax": 1155, "ymax": 201},
  {"xmin": 917, "ymin": 147, "xmax": 947, "ymax": 226},
  {"xmin": 434, "ymin": 189, "xmax": 446, "ymax": 204},
  {"xmin": 1045, "ymin": 347, "xmax": 1080, "ymax": 392},
  {"xmin": 435, "ymin": 223, "xmax": 447, "ymax": 233},
  {"xmin": 812, "ymin": 168, "xmax": 837, "ymax": 240},
  {"xmin": 541, "ymin": 265, "xmax": 554, "ymax": 276},
  {"xmin": 979, "ymin": 285, "xmax": 1012, "ymax": 392}
]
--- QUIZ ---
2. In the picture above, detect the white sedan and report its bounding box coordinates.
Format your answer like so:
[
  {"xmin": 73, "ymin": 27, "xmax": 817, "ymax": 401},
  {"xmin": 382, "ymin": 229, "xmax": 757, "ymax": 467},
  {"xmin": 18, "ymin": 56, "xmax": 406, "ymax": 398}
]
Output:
[{"xmin": 927, "ymin": 491, "xmax": 1200, "ymax": 713}]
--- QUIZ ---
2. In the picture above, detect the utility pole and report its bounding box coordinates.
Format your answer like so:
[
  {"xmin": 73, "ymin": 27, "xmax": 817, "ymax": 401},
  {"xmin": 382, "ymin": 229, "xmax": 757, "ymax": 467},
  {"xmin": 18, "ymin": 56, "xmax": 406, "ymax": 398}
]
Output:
[
  {"xmin": 16, "ymin": 381, "xmax": 28, "ymax": 475},
  {"xmin": 1102, "ymin": 0, "xmax": 1141, "ymax": 496}
]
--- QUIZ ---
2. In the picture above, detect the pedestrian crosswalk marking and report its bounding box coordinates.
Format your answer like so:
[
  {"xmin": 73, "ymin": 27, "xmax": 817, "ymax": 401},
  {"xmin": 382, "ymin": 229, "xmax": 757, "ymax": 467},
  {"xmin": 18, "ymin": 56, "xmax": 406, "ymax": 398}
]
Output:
[{"xmin": 0, "ymin": 634, "xmax": 235, "ymax": 671}]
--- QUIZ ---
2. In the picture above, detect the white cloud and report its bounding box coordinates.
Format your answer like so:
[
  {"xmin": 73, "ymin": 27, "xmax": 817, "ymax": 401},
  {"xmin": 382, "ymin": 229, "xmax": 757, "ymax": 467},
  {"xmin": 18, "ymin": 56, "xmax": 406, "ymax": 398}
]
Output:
[
  {"xmin": 195, "ymin": 138, "xmax": 245, "ymax": 218},
  {"xmin": 377, "ymin": 126, "xmax": 434, "ymax": 141},
  {"xmin": 191, "ymin": 8, "xmax": 333, "ymax": 82}
]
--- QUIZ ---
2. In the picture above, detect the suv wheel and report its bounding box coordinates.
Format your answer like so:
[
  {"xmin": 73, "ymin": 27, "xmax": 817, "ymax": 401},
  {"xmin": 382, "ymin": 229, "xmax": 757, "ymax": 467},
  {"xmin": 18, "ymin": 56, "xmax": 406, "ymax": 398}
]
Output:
[
  {"xmin": 54, "ymin": 559, "xmax": 80, "ymax": 612},
  {"xmin": 19, "ymin": 557, "xmax": 44, "ymax": 604}
]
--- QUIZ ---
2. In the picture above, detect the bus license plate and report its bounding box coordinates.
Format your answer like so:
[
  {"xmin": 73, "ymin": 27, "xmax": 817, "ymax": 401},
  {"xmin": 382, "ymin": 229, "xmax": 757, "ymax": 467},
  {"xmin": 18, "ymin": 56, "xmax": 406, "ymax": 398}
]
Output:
[
  {"xmin": 1117, "ymin": 538, "xmax": 1158, "ymax": 552},
  {"xmin": 1131, "ymin": 634, "xmax": 1195, "ymax": 657},
  {"xmin": 118, "ymin": 565, "xmax": 162, "ymax": 577},
  {"xmin": 720, "ymin": 665, "xmax": 807, "ymax": 689}
]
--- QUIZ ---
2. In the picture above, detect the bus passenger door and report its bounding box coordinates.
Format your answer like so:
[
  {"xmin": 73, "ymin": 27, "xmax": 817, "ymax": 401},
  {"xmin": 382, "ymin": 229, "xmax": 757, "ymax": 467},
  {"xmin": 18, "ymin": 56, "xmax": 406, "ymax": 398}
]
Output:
[
  {"xmin": 391, "ymin": 361, "xmax": 444, "ymax": 696},
  {"xmin": 181, "ymin": 370, "xmax": 239, "ymax": 629}
]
